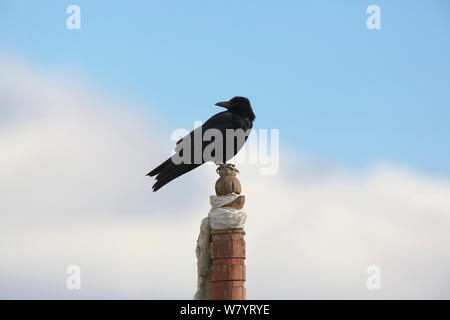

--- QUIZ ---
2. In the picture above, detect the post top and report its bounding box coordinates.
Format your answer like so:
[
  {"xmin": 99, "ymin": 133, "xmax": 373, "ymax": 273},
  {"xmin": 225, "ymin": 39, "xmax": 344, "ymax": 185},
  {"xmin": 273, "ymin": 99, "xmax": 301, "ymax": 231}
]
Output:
[
  {"xmin": 216, "ymin": 163, "xmax": 239, "ymax": 177},
  {"xmin": 215, "ymin": 164, "xmax": 241, "ymax": 195}
]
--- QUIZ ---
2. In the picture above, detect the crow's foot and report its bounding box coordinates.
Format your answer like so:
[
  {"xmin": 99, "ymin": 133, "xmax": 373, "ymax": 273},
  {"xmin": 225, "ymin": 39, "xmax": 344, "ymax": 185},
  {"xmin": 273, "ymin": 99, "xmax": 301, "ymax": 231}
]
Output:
[{"xmin": 216, "ymin": 163, "xmax": 239, "ymax": 175}]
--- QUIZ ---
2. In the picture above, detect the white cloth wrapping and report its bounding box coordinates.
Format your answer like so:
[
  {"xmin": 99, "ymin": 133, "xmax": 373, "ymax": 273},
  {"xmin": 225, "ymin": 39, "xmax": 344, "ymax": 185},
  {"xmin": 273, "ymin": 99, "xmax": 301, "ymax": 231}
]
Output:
[{"xmin": 208, "ymin": 193, "xmax": 247, "ymax": 230}]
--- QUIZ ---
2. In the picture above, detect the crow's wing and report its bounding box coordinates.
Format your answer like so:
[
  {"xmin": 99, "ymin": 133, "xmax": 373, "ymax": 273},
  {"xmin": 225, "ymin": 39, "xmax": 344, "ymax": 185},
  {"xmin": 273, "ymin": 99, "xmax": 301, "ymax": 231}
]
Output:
[{"xmin": 147, "ymin": 111, "xmax": 241, "ymax": 192}]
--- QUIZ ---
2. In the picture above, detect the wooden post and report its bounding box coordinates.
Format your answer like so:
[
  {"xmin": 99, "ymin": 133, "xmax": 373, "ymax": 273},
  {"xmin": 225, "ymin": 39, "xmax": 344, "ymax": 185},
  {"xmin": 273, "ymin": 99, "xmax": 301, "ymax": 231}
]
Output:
[{"xmin": 210, "ymin": 164, "xmax": 246, "ymax": 300}]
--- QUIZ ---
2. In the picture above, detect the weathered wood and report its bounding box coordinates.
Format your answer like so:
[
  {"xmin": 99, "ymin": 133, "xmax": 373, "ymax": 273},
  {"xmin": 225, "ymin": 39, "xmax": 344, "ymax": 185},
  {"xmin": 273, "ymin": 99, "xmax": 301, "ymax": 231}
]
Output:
[
  {"xmin": 215, "ymin": 165, "xmax": 241, "ymax": 195},
  {"xmin": 210, "ymin": 164, "xmax": 246, "ymax": 300},
  {"xmin": 211, "ymin": 236, "xmax": 246, "ymax": 259}
]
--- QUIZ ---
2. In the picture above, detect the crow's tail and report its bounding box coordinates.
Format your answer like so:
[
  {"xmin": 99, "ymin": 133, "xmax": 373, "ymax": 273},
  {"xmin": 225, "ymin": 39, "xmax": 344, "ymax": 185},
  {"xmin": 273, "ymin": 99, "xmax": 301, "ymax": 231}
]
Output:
[
  {"xmin": 147, "ymin": 158, "xmax": 172, "ymax": 177},
  {"xmin": 147, "ymin": 158, "xmax": 200, "ymax": 192}
]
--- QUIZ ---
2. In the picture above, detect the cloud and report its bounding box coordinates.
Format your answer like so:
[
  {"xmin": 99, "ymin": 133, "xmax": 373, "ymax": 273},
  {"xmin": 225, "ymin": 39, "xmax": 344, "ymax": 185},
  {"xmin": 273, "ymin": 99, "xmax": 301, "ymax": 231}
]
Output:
[{"xmin": 1, "ymin": 56, "xmax": 450, "ymax": 299}]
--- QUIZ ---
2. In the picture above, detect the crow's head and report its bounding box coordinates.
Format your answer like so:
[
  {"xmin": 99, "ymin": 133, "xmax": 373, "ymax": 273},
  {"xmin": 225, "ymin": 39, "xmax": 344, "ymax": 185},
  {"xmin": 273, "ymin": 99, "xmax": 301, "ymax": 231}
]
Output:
[{"xmin": 215, "ymin": 96, "xmax": 255, "ymax": 121}]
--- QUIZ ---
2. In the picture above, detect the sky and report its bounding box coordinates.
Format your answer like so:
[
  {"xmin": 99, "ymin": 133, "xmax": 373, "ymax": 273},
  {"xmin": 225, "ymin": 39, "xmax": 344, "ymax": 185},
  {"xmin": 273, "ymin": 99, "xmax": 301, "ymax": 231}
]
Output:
[
  {"xmin": 1, "ymin": 0, "xmax": 449, "ymax": 176},
  {"xmin": 1, "ymin": 1, "xmax": 450, "ymax": 299}
]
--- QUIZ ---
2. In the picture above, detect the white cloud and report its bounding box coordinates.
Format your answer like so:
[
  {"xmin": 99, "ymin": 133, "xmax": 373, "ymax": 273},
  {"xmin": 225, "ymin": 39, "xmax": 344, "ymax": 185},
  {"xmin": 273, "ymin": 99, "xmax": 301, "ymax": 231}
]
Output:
[{"xmin": 1, "ymin": 56, "xmax": 450, "ymax": 299}]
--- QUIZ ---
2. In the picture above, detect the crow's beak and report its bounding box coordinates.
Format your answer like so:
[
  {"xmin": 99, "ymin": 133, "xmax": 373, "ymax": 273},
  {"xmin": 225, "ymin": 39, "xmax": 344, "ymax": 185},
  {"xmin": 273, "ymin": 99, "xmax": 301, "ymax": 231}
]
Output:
[{"xmin": 215, "ymin": 101, "xmax": 231, "ymax": 108}]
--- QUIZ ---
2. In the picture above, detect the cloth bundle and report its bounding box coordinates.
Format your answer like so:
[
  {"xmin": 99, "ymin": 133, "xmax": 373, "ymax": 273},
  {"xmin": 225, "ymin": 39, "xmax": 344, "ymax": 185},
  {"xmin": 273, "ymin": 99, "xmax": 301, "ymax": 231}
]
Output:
[{"xmin": 208, "ymin": 193, "xmax": 247, "ymax": 229}]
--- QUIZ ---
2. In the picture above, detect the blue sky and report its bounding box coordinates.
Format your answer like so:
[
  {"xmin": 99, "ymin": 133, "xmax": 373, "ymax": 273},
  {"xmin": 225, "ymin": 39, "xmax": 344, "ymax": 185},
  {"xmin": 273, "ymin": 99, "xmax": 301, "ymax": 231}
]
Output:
[{"xmin": 1, "ymin": 0, "xmax": 449, "ymax": 176}]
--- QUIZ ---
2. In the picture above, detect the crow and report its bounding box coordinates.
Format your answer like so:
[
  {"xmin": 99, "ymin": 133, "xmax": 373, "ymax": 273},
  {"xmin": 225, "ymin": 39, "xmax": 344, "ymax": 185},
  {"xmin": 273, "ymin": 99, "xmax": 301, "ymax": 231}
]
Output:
[{"xmin": 147, "ymin": 96, "xmax": 256, "ymax": 192}]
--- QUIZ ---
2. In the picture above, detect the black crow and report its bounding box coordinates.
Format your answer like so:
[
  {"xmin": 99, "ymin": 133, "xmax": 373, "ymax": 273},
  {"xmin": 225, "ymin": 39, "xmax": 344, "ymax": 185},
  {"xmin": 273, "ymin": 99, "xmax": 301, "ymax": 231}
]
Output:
[{"xmin": 147, "ymin": 96, "xmax": 255, "ymax": 192}]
